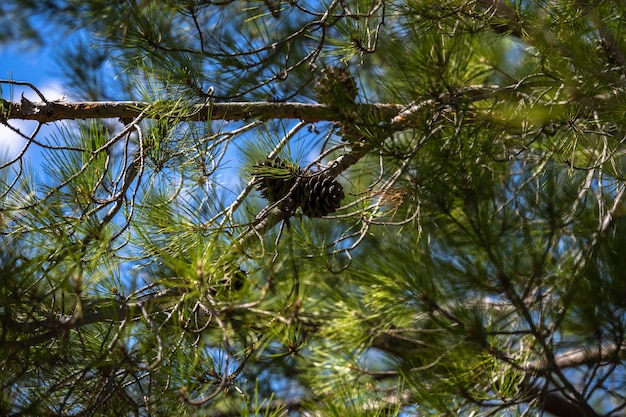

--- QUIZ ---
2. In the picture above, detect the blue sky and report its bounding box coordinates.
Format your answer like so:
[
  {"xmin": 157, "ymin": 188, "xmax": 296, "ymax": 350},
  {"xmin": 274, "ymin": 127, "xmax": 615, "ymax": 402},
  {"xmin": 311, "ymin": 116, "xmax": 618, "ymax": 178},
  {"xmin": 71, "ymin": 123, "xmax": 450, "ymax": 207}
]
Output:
[{"xmin": 0, "ymin": 45, "xmax": 67, "ymax": 161}]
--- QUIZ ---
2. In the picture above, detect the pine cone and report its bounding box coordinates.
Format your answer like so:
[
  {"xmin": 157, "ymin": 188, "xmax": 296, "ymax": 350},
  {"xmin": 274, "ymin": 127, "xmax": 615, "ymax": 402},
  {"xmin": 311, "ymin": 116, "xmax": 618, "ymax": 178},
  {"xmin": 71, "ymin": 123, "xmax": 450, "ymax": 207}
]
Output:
[
  {"xmin": 252, "ymin": 158, "xmax": 301, "ymax": 214},
  {"xmin": 315, "ymin": 66, "xmax": 358, "ymax": 108},
  {"xmin": 315, "ymin": 66, "xmax": 365, "ymax": 143},
  {"xmin": 298, "ymin": 172, "xmax": 345, "ymax": 217},
  {"xmin": 253, "ymin": 158, "xmax": 345, "ymax": 218}
]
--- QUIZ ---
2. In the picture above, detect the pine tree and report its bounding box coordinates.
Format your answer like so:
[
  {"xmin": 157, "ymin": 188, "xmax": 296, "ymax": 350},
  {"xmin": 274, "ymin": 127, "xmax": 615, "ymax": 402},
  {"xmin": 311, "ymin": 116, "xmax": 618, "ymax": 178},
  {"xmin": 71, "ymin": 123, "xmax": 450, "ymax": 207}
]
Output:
[{"xmin": 1, "ymin": 1, "xmax": 626, "ymax": 416}]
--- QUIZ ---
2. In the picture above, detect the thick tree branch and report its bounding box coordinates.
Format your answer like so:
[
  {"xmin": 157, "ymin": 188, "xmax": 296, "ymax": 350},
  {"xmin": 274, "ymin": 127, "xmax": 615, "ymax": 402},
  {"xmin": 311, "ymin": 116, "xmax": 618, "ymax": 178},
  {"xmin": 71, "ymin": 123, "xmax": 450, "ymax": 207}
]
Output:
[
  {"xmin": 525, "ymin": 385, "xmax": 590, "ymax": 417},
  {"xmin": 1, "ymin": 97, "xmax": 402, "ymax": 123},
  {"xmin": 0, "ymin": 83, "xmax": 542, "ymax": 125},
  {"xmin": 534, "ymin": 343, "xmax": 626, "ymax": 370},
  {"xmin": 2, "ymin": 286, "xmax": 186, "ymax": 353}
]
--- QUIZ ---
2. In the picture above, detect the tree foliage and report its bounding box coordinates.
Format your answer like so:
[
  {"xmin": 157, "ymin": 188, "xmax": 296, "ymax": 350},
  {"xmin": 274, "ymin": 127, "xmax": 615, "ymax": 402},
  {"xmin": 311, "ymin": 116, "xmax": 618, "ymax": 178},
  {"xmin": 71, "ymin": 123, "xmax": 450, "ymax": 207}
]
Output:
[{"xmin": 2, "ymin": 1, "xmax": 626, "ymax": 416}]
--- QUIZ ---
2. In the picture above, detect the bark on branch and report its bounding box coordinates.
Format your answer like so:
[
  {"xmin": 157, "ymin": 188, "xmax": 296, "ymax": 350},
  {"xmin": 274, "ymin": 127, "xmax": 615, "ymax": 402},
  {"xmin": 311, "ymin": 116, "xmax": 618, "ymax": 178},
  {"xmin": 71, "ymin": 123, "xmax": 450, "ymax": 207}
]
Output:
[
  {"xmin": 525, "ymin": 385, "xmax": 592, "ymax": 417},
  {"xmin": 529, "ymin": 342, "xmax": 626, "ymax": 371},
  {"xmin": 1, "ymin": 97, "xmax": 402, "ymax": 123}
]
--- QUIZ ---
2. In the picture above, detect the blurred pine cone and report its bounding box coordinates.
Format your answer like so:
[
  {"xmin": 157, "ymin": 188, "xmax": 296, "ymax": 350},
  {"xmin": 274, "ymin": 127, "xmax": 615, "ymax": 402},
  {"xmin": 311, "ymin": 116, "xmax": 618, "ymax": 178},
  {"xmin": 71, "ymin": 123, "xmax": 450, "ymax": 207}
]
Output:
[
  {"xmin": 315, "ymin": 66, "xmax": 358, "ymax": 108},
  {"xmin": 315, "ymin": 66, "xmax": 365, "ymax": 144}
]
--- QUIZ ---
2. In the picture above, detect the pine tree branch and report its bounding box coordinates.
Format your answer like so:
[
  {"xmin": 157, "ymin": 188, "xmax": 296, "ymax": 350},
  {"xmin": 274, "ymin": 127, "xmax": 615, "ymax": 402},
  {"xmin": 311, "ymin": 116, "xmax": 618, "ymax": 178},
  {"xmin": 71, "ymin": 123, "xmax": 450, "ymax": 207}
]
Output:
[
  {"xmin": 0, "ymin": 83, "xmax": 546, "ymax": 125},
  {"xmin": 1, "ymin": 97, "xmax": 402, "ymax": 123},
  {"xmin": 533, "ymin": 342, "xmax": 626, "ymax": 370},
  {"xmin": 476, "ymin": 0, "xmax": 524, "ymax": 37},
  {"xmin": 525, "ymin": 385, "xmax": 591, "ymax": 417},
  {"xmin": 2, "ymin": 286, "xmax": 186, "ymax": 352}
]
